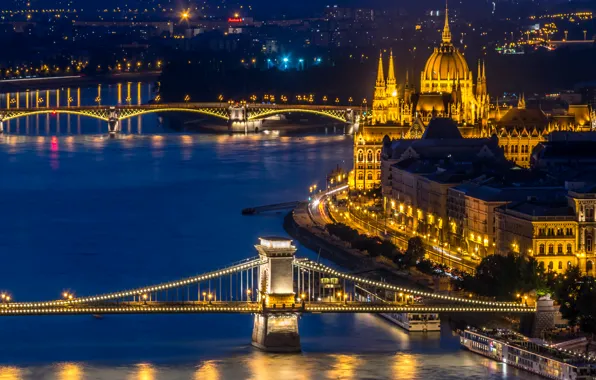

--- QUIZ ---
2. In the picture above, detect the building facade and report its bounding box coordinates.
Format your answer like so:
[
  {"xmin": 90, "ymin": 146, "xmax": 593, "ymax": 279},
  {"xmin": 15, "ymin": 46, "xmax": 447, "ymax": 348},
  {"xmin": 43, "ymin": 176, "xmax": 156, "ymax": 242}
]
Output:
[
  {"xmin": 495, "ymin": 184, "xmax": 596, "ymax": 274},
  {"xmin": 351, "ymin": 5, "xmax": 594, "ymax": 190}
]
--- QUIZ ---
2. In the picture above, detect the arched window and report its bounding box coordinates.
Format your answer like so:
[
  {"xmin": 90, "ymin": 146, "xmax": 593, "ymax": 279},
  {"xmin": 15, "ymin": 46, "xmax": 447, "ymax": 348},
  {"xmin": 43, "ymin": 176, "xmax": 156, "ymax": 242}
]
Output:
[
  {"xmin": 567, "ymin": 261, "xmax": 573, "ymax": 270},
  {"xmin": 539, "ymin": 244, "xmax": 545, "ymax": 254},
  {"xmin": 367, "ymin": 150, "xmax": 373, "ymax": 162},
  {"xmin": 548, "ymin": 261, "xmax": 554, "ymax": 271},
  {"xmin": 357, "ymin": 150, "xmax": 364, "ymax": 162},
  {"xmin": 376, "ymin": 172, "xmax": 381, "ymax": 180},
  {"xmin": 557, "ymin": 244, "xmax": 563, "ymax": 254},
  {"xmin": 587, "ymin": 261, "xmax": 593, "ymax": 273},
  {"xmin": 587, "ymin": 237, "xmax": 593, "ymax": 252},
  {"xmin": 567, "ymin": 244, "xmax": 572, "ymax": 254},
  {"xmin": 376, "ymin": 150, "xmax": 381, "ymax": 162},
  {"xmin": 558, "ymin": 261, "xmax": 563, "ymax": 270},
  {"xmin": 367, "ymin": 173, "xmax": 373, "ymax": 180},
  {"xmin": 548, "ymin": 244, "xmax": 554, "ymax": 254},
  {"xmin": 357, "ymin": 172, "xmax": 363, "ymax": 180}
]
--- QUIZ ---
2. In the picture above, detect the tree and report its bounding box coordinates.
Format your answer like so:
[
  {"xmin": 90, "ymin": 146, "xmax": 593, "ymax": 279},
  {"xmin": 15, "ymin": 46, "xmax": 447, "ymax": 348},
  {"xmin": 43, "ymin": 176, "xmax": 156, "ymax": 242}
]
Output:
[
  {"xmin": 404, "ymin": 237, "xmax": 425, "ymax": 267},
  {"xmin": 553, "ymin": 267, "xmax": 596, "ymax": 334},
  {"xmin": 461, "ymin": 253, "xmax": 549, "ymax": 301}
]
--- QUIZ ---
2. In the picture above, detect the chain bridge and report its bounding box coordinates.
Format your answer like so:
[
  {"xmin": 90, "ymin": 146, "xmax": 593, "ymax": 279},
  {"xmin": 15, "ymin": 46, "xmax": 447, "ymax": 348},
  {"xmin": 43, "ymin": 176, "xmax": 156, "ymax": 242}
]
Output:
[
  {"xmin": 0, "ymin": 103, "xmax": 361, "ymax": 134},
  {"xmin": 1, "ymin": 237, "xmax": 535, "ymax": 352}
]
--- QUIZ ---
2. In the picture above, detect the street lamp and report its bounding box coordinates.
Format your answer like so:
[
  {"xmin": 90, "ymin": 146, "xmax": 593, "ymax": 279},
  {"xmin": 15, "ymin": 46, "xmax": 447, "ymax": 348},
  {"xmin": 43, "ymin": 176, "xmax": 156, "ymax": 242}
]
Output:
[
  {"xmin": 247, "ymin": 289, "xmax": 252, "ymax": 301},
  {"xmin": 202, "ymin": 291, "xmax": 207, "ymax": 302}
]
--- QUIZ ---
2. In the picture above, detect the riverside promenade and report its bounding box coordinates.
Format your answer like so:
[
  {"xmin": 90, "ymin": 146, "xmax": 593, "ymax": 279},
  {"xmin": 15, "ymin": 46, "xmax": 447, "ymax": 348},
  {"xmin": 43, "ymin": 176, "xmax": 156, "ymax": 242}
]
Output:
[{"xmin": 284, "ymin": 201, "xmax": 435, "ymax": 291}]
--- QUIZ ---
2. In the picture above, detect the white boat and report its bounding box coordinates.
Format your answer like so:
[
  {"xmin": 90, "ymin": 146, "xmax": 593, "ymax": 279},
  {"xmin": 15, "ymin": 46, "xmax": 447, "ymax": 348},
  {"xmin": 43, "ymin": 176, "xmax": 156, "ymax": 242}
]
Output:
[
  {"xmin": 461, "ymin": 329, "xmax": 596, "ymax": 380},
  {"xmin": 380, "ymin": 312, "xmax": 441, "ymax": 332}
]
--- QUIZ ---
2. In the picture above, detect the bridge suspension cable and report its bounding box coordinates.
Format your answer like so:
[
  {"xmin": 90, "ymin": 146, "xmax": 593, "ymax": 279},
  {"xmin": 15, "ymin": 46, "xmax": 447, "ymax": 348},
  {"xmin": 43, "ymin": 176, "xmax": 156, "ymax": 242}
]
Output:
[
  {"xmin": 8, "ymin": 257, "xmax": 264, "ymax": 309},
  {"xmin": 294, "ymin": 259, "xmax": 525, "ymax": 308}
]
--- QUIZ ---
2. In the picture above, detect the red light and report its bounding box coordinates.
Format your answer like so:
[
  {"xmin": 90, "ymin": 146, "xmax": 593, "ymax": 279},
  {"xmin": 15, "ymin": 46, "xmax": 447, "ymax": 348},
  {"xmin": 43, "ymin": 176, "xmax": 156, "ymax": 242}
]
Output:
[
  {"xmin": 228, "ymin": 17, "xmax": 242, "ymax": 23},
  {"xmin": 52, "ymin": 111, "xmax": 56, "ymax": 115}
]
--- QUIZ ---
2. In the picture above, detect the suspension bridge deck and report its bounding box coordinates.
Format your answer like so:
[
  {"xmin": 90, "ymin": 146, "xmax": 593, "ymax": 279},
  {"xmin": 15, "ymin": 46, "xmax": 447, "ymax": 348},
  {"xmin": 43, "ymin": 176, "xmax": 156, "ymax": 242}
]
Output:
[{"xmin": 0, "ymin": 301, "xmax": 535, "ymax": 316}]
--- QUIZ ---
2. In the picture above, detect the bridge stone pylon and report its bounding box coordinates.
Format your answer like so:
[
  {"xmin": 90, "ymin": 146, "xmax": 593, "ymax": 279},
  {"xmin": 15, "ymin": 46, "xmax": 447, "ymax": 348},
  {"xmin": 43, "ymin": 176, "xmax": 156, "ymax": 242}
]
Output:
[
  {"xmin": 251, "ymin": 237, "xmax": 301, "ymax": 352},
  {"xmin": 107, "ymin": 107, "xmax": 121, "ymax": 134}
]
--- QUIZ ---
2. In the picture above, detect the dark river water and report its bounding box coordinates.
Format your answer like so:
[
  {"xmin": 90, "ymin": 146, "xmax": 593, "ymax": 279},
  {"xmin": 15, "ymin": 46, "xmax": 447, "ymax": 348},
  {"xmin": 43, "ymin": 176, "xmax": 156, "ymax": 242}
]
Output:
[{"xmin": 0, "ymin": 84, "xmax": 538, "ymax": 379}]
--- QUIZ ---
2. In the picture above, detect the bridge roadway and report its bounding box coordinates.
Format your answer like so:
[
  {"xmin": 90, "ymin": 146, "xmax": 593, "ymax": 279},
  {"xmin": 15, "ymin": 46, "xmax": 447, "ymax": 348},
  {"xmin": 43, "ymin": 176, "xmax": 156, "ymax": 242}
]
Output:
[
  {"xmin": 0, "ymin": 103, "xmax": 362, "ymax": 123},
  {"xmin": 0, "ymin": 301, "xmax": 535, "ymax": 316}
]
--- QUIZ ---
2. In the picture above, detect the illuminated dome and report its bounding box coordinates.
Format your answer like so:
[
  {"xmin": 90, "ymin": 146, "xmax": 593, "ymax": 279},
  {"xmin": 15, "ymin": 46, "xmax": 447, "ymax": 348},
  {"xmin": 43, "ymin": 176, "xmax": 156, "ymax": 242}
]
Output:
[
  {"xmin": 423, "ymin": 45, "xmax": 469, "ymax": 81},
  {"xmin": 421, "ymin": 6, "xmax": 470, "ymax": 82}
]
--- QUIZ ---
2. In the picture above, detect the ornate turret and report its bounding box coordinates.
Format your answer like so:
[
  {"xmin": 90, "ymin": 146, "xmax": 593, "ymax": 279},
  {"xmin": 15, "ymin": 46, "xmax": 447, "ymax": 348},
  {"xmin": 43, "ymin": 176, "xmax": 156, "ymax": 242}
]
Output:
[
  {"xmin": 386, "ymin": 50, "xmax": 399, "ymax": 122},
  {"xmin": 372, "ymin": 51, "xmax": 387, "ymax": 124},
  {"xmin": 442, "ymin": 2, "xmax": 452, "ymax": 44},
  {"xmin": 518, "ymin": 93, "xmax": 526, "ymax": 110},
  {"xmin": 403, "ymin": 70, "xmax": 412, "ymax": 103}
]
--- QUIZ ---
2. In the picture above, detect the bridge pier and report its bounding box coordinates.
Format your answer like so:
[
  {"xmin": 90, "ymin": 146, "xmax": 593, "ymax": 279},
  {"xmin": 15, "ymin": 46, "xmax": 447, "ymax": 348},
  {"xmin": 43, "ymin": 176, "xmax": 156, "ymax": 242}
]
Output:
[
  {"xmin": 531, "ymin": 295, "xmax": 556, "ymax": 338},
  {"xmin": 0, "ymin": 120, "xmax": 3, "ymax": 134},
  {"xmin": 228, "ymin": 105, "xmax": 264, "ymax": 133},
  {"xmin": 108, "ymin": 108, "xmax": 121, "ymax": 134},
  {"xmin": 108, "ymin": 118, "xmax": 120, "ymax": 134},
  {"xmin": 251, "ymin": 237, "xmax": 301, "ymax": 352}
]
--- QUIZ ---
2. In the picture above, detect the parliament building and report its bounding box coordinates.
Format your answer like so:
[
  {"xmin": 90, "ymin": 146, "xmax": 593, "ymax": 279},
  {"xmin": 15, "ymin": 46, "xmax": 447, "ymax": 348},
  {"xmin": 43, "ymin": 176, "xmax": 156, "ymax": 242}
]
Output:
[{"xmin": 351, "ymin": 6, "xmax": 594, "ymax": 190}]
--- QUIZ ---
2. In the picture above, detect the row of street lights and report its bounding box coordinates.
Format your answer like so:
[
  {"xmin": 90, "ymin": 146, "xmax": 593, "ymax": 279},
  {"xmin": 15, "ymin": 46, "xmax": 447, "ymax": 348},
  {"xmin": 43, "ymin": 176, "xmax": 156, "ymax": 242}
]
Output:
[{"xmin": 213, "ymin": 95, "xmax": 367, "ymax": 107}]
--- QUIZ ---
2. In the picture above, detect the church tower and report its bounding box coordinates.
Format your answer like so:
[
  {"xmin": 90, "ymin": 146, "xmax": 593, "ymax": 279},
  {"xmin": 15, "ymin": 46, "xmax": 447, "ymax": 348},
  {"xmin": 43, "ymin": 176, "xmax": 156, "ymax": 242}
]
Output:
[{"xmin": 372, "ymin": 52, "xmax": 387, "ymax": 125}]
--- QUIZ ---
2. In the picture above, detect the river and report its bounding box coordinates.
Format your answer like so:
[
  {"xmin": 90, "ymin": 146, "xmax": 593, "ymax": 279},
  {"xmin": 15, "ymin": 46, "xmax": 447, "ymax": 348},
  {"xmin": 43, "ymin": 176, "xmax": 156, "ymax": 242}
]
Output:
[{"xmin": 0, "ymin": 83, "xmax": 538, "ymax": 379}]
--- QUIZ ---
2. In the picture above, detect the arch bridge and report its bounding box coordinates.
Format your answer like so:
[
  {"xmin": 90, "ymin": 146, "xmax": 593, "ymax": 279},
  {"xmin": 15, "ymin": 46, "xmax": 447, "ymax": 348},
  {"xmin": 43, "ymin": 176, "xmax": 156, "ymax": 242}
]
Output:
[
  {"xmin": 2, "ymin": 237, "xmax": 536, "ymax": 352},
  {"xmin": 0, "ymin": 103, "xmax": 361, "ymax": 134}
]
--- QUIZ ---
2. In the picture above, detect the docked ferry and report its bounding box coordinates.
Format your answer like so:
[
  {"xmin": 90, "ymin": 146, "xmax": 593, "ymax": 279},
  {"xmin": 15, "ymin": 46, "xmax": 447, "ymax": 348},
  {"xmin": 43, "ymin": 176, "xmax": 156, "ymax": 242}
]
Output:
[
  {"xmin": 380, "ymin": 312, "xmax": 440, "ymax": 332},
  {"xmin": 461, "ymin": 329, "xmax": 596, "ymax": 379}
]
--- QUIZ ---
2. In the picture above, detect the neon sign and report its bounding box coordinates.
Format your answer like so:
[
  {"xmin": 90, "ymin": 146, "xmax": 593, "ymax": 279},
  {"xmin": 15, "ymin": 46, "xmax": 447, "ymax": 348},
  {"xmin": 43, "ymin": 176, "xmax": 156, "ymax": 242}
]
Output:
[{"xmin": 228, "ymin": 17, "xmax": 242, "ymax": 23}]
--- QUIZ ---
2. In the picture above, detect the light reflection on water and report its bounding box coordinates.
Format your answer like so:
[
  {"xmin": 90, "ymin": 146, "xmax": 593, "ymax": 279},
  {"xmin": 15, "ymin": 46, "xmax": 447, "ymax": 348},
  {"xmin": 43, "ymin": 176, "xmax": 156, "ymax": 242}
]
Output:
[{"xmin": 0, "ymin": 85, "xmax": 539, "ymax": 380}]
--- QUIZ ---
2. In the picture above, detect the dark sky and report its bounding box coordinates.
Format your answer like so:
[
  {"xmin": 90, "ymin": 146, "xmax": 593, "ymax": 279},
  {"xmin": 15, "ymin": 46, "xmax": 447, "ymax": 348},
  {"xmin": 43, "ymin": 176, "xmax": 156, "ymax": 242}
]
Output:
[{"xmin": 32, "ymin": 0, "xmax": 452, "ymax": 15}]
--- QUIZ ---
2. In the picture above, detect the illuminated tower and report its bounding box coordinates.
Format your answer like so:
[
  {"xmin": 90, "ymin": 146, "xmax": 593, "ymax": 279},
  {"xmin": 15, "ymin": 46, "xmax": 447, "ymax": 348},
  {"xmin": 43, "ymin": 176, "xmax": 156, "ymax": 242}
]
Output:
[
  {"xmin": 372, "ymin": 52, "xmax": 387, "ymax": 124},
  {"xmin": 386, "ymin": 50, "xmax": 399, "ymax": 122}
]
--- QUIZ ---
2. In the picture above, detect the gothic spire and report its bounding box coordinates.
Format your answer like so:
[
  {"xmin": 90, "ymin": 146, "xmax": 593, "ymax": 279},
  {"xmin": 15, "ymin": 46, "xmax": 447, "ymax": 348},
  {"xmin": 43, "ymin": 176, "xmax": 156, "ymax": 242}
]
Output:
[
  {"xmin": 442, "ymin": 1, "xmax": 452, "ymax": 44},
  {"xmin": 376, "ymin": 51, "xmax": 385, "ymax": 87},
  {"xmin": 387, "ymin": 49, "xmax": 396, "ymax": 85},
  {"xmin": 518, "ymin": 93, "xmax": 526, "ymax": 109}
]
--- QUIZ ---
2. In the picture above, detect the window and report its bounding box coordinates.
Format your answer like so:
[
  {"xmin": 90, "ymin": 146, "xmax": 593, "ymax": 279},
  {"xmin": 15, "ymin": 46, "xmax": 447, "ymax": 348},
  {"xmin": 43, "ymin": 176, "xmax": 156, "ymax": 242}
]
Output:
[
  {"xmin": 556, "ymin": 228, "xmax": 563, "ymax": 236},
  {"xmin": 548, "ymin": 228, "xmax": 554, "ymax": 236},
  {"xmin": 376, "ymin": 150, "xmax": 381, "ymax": 162},
  {"xmin": 538, "ymin": 228, "xmax": 546, "ymax": 236},
  {"xmin": 587, "ymin": 237, "xmax": 593, "ymax": 253},
  {"xmin": 357, "ymin": 172, "xmax": 363, "ymax": 180},
  {"xmin": 367, "ymin": 173, "xmax": 373, "ymax": 180},
  {"xmin": 558, "ymin": 261, "xmax": 563, "ymax": 270},
  {"xmin": 376, "ymin": 172, "xmax": 381, "ymax": 180},
  {"xmin": 539, "ymin": 244, "xmax": 545, "ymax": 254},
  {"xmin": 367, "ymin": 151, "xmax": 373, "ymax": 162},
  {"xmin": 357, "ymin": 150, "xmax": 364, "ymax": 162},
  {"xmin": 557, "ymin": 244, "xmax": 563, "ymax": 254},
  {"xmin": 548, "ymin": 261, "xmax": 554, "ymax": 271},
  {"xmin": 567, "ymin": 261, "xmax": 572, "ymax": 270},
  {"xmin": 548, "ymin": 244, "xmax": 554, "ymax": 254},
  {"xmin": 567, "ymin": 244, "xmax": 572, "ymax": 254},
  {"xmin": 587, "ymin": 261, "xmax": 594, "ymax": 273},
  {"xmin": 587, "ymin": 208, "xmax": 595, "ymax": 221}
]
